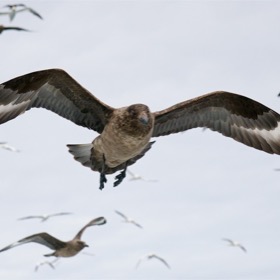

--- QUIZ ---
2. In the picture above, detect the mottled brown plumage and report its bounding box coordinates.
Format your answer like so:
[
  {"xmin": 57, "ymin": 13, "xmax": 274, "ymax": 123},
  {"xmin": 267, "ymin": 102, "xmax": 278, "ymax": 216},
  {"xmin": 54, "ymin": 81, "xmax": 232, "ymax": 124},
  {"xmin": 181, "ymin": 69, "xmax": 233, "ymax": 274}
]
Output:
[
  {"xmin": 1, "ymin": 68, "xmax": 280, "ymax": 189},
  {"xmin": 0, "ymin": 217, "xmax": 106, "ymax": 258}
]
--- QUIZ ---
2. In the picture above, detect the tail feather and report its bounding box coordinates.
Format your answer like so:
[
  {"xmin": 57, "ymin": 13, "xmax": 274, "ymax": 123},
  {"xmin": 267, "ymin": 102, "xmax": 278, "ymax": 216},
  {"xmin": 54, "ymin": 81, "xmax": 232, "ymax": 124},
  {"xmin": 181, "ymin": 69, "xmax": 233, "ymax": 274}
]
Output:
[
  {"xmin": 67, "ymin": 141, "xmax": 156, "ymax": 174},
  {"xmin": 67, "ymin": 143, "xmax": 93, "ymax": 168}
]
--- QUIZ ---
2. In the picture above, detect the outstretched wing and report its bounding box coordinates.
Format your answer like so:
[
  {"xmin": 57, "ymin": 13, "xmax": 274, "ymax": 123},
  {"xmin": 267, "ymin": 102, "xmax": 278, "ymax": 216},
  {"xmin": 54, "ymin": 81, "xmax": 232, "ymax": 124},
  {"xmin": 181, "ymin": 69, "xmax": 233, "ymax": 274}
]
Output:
[
  {"xmin": 23, "ymin": 6, "xmax": 43, "ymax": 20},
  {"xmin": 153, "ymin": 91, "xmax": 280, "ymax": 154},
  {"xmin": 0, "ymin": 232, "xmax": 66, "ymax": 252},
  {"xmin": 74, "ymin": 217, "xmax": 106, "ymax": 240},
  {"xmin": 17, "ymin": 215, "xmax": 43, "ymax": 221},
  {"xmin": 0, "ymin": 26, "xmax": 30, "ymax": 32},
  {"xmin": 238, "ymin": 245, "xmax": 247, "ymax": 253},
  {"xmin": 49, "ymin": 212, "xmax": 73, "ymax": 218},
  {"xmin": 222, "ymin": 238, "xmax": 234, "ymax": 245},
  {"xmin": 152, "ymin": 254, "xmax": 170, "ymax": 269},
  {"xmin": 114, "ymin": 210, "xmax": 128, "ymax": 220},
  {"xmin": 131, "ymin": 221, "xmax": 143, "ymax": 229},
  {"xmin": 135, "ymin": 258, "xmax": 143, "ymax": 269},
  {"xmin": 0, "ymin": 69, "xmax": 114, "ymax": 133}
]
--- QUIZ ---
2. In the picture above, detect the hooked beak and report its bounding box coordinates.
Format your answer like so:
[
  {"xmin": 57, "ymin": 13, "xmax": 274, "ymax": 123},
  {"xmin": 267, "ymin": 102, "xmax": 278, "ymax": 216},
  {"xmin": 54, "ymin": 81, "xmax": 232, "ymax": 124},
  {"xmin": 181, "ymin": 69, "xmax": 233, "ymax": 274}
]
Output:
[{"xmin": 139, "ymin": 112, "xmax": 149, "ymax": 125}]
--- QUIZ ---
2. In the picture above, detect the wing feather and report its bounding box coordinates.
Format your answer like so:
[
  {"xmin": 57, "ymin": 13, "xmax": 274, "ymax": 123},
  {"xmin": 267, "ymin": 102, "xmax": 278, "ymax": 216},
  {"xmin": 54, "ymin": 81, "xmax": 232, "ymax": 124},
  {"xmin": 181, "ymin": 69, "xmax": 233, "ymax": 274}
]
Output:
[
  {"xmin": 153, "ymin": 91, "xmax": 280, "ymax": 154},
  {"xmin": 0, "ymin": 232, "xmax": 66, "ymax": 252},
  {"xmin": 114, "ymin": 210, "xmax": 127, "ymax": 219},
  {"xmin": 0, "ymin": 69, "xmax": 114, "ymax": 133},
  {"xmin": 74, "ymin": 217, "xmax": 106, "ymax": 240}
]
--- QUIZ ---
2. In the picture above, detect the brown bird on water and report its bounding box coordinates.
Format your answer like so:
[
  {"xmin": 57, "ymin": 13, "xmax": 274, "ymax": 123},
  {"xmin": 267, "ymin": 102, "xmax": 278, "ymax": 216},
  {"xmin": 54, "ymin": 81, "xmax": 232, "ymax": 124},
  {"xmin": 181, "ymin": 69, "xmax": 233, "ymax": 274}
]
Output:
[
  {"xmin": 0, "ymin": 217, "xmax": 106, "ymax": 258},
  {"xmin": 0, "ymin": 69, "xmax": 280, "ymax": 190}
]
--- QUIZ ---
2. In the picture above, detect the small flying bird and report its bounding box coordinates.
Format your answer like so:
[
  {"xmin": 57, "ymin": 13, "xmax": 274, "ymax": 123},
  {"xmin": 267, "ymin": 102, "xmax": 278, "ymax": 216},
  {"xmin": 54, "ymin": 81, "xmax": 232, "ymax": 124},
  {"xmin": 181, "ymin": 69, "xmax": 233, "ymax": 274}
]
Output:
[
  {"xmin": 34, "ymin": 258, "xmax": 59, "ymax": 272},
  {"xmin": 0, "ymin": 25, "xmax": 30, "ymax": 34},
  {"xmin": 115, "ymin": 210, "xmax": 143, "ymax": 228},
  {"xmin": 135, "ymin": 253, "xmax": 170, "ymax": 269},
  {"xmin": 127, "ymin": 169, "xmax": 158, "ymax": 182},
  {"xmin": 1, "ymin": 69, "xmax": 280, "ymax": 190},
  {"xmin": 18, "ymin": 212, "xmax": 73, "ymax": 222},
  {"xmin": 0, "ymin": 142, "xmax": 20, "ymax": 152},
  {"xmin": 0, "ymin": 217, "xmax": 106, "ymax": 258},
  {"xmin": 222, "ymin": 238, "xmax": 247, "ymax": 253},
  {"xmin": 0, "ymin": 4, "xmax": 43, "ymax": 21}
]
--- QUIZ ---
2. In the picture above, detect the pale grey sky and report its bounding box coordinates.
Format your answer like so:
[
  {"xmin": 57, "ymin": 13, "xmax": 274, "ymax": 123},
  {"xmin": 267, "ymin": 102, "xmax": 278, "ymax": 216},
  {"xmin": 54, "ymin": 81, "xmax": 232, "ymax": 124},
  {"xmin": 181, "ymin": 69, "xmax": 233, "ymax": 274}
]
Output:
[{"xmin": 1, "ymin": 0, "xmax": 280, "ymax": 279}]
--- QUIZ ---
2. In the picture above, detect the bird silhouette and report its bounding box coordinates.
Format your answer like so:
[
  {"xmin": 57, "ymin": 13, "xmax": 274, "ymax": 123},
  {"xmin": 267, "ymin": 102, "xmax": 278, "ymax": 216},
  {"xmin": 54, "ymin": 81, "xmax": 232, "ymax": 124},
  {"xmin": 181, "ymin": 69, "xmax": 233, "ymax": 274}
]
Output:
[
  {"xmin": 18, "ymin": 212, "xmax": 73, "ymax": 222},
  {"xmin": 135, "ymin": 253, "xmax": 170, "ymax": 269},
  {"xmin": 115, "ymin": 210, "xmax": 143, "ymax": 228},
  {"xmin": 1, "ymin": 69, "xmax": 280, "ymax": 190},
  {"xmin": 0, "ymin": 217, "xmax": 106, "ymax": 258},
  {"xmin": 222, "ymin": 238, "xmax": 247, "ymax": 253},
  {"xmin": 34, "ymin": 258, "xmax": 59, "ymax": 272},
  {"xmin": 127, "ymin": 169, "xmax": 158, "ymax": 182},
  {"xmin": 0, "ymin": 142, "xmax": 20, "ymax": 152},
  {"xmin": 0, "ymin": 4, "xmax": 42, "ymax": 21}
]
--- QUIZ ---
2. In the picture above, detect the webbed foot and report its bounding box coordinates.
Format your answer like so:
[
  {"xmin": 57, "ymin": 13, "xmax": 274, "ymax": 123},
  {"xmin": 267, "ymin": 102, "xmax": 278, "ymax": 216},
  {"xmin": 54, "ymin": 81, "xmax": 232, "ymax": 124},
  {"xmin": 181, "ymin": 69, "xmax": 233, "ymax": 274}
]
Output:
[
  {"xmin": 113, "ymin": 166, "xmax": 127, "ymax": 187},
  {"xmin": 99, "ymin": 173, "xmax": 107, "ymax": 190}
]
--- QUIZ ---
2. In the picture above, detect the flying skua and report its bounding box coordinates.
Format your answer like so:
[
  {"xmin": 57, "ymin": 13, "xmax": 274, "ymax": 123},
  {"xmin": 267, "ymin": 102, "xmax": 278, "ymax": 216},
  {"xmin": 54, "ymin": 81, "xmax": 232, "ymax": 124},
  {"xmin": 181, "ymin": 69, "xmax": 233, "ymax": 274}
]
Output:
[
  {"xmin": 0, "ymin": 217, "xmax": 106, "ymax": 258},
  {"xmin": 0, "ymin": 69, "xmax": 280, "ymax": 190}
]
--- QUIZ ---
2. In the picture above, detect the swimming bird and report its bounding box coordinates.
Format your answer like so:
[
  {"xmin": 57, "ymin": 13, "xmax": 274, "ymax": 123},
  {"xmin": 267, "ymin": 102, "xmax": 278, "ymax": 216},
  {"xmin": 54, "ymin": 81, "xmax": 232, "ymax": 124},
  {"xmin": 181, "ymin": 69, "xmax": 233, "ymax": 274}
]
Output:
[
  {"xmin": 18, "ymin": 212, "xmax": 73, "ymax": 222},
  {"xmin": 115, "ymin": 210, "xmax": 143, "ymax": 228},
  {"xmin": 135, "ymin": 253, "xmax": 170, "ymax": 269},
  {"xmin": 0, "ymin": 4, "xmax": 43, "ymax": 21},
  {"xmin": 127, "ymin": 169, "xmax": 158, "ymax": 182},
  {"xmin": 0, "ymin": 25, "xmax": 30, "ymax": 34},
  {"xmin": 0, "ymin": 217, "xmax": 106, "ymax": 258},
  {"xmin": 222, "ymin": 238, "xmax": 247, "ymax": 253},
  {"xmin": 1, "ymin": 69, "xmax": 280, "ymax": 190},
  {"xmin": 0, "ymin": 142, "xmax": 20, "ymax": 152}
]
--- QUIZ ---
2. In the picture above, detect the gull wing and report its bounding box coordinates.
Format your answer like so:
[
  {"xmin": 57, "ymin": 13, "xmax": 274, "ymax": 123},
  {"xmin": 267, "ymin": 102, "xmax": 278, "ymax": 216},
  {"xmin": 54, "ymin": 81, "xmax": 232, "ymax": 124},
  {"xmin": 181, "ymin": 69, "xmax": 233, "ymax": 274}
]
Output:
[
  {"xmin": 22, "ymin": 6, "xmax": 43, "ymax": 20},
  {"xmin": 238, "ymin": 244, "xmax": 247, "ymax": 253},
  {"xmin": 131, "ymin": 221, "xmax": 143, "ymax": 229},
  {"xmin": 114, "ymin": 210, "xmax": 128, "ymax": 220},
  {"xmin": 48, "ymin": 212, "xmax": 73, "ymax": 218},
  {"xmin": 0, "ymin": 69, "xmax": 114, "ymax": 133},
  {"xmin": 152, "ymin": 254, "xmax": 171, "ymax": 269},
  {"xmin": 222, "ymin": 238, "xmax": 234, "ymax": 245},
  {"xmin": 135, "ymin": 259, "xmax": 142, "ymax": 269},
  {"xmin": 17, "ymin": 215, "xmax": 44, "ymax": 221},
  {"xmin": 153, "ymin": 91, "xmax": 280, "ymax": 154}
]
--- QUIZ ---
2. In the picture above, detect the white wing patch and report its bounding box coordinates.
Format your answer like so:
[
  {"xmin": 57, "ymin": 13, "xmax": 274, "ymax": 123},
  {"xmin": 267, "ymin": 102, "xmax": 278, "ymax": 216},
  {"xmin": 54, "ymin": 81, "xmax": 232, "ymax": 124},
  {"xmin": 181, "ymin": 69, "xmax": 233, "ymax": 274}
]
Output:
[
  {"xmin": 0, "ymin": 101, "xmax": 30, "ymax": 123},
  {"xmin": 0, "ymin": 87, "xmax": 36, "ymax": 124}
]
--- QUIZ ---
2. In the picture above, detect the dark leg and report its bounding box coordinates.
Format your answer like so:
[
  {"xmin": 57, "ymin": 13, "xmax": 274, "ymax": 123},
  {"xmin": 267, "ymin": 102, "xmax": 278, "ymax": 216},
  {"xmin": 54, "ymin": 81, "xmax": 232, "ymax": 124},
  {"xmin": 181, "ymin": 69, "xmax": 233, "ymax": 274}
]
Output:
[
  {"xmin": 114, "ymin": 164, "xmax": 127, "ymax": 187},
  {"xmin": 99, "ymin": 154, "xmax": 107, "ymax": 190}
]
